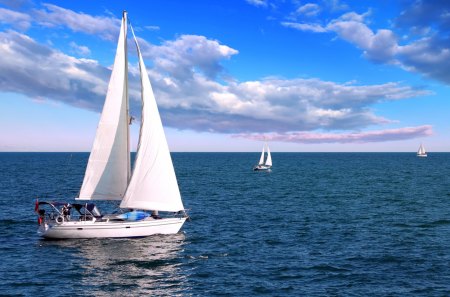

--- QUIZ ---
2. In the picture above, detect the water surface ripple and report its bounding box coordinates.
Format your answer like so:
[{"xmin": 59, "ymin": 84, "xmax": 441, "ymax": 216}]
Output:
[{"xmin": 1, "ymin": 152, "xmax": 450, "ymax": 296}]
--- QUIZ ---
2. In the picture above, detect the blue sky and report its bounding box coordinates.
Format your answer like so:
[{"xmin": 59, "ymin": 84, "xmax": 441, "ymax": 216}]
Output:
[{"xmin": 0, "ymin": 0, "xmax": 449, "ymax": 152}]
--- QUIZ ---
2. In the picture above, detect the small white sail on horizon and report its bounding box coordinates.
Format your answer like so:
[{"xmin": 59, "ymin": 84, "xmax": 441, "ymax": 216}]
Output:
[
  {"xmin": 254, "ymin": 142, "xmax": 272, "ymax": 171},
  {"xmin": 417, "ymin": 143, "xmax": 427, "ymax": 157}
]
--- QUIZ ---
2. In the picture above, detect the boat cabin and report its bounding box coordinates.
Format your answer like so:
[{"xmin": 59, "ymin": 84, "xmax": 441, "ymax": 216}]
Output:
[{"xmin": 37, "ymin": 201, "xmax": 102, "ymax": 222}]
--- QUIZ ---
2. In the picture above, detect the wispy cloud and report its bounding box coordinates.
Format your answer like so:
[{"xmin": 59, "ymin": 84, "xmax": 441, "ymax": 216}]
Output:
[
  {"xmin": 69, "ymin": 41, "xmax": 90, "ymax": 56},
  {"xmin": 235, "ymin": 125, "xmax": 433, "ymax": 144},
  {"xmin": 245, "ymin": 0, "xmax": 268, "ymax": 8},
  {"xmin": 0, "ymin": 7, "xmax": 31, "ymax": 30},
  {"xmin": 33, "ymin": 4, "xmax": 120, "ymax": 40},
  {"xmin": 145, "ymin": 25, "xmax": 160, "ymax": 31},
  {"xmin": 295, "ymin": 3, "xmax": 321, "ymax": 17},
  {"xmin": 280, "ymin": 2, "xmax": 450, "ymax": 85},
  {"xmin": 281, "ymin": 21, "xmax": 327, "ymax": 33}
]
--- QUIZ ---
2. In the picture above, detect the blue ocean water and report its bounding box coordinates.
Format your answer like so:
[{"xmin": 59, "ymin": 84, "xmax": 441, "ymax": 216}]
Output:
[{"xmin": 1, "ymin": 152, "xmax": 450, "ymax": 296}]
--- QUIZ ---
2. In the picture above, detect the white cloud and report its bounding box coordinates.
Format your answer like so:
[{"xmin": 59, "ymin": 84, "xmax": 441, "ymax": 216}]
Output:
[
  {"xmin": 281, "ymin": 22, "xmax": 327, "ymax": 33},
  {"xmin": 0, "ymin": 30, "xmax": 108, "ymax": 110},
  {"xmin": 245, "ymin": 0, "xmax": 268, "ymax": 8},
  {"xmin": 0, "ymin": 7, "xmax": 31, "ymax": 30},
  {"xmin": 69, "ymin": 41, "xmax": 90, "ymax": 56},
  {"xmin": 145, "ymin": 25, "xmax": 160, "ymax": 31},
  {"xmin": 137, "ymin": 34, "xmax": 238, "ymax": 80},
  {"xmin": 0, "ymin": 4, "xmax": 434, "ymax": 144},
  {"xmin": 33, "ymin": 4, "xmax": 120, "ymax": 40},
  {"xmin": 296, "ymin": 3, "xmax": 321, "ymax": 17},
  {"xmin": 0, "ymin": 29, "xmax": 429, "ymax": 138},
  {"xmin": 280, "ymin": 4, "xmax": 450, "ymax": 84},
  {"xmin": 235, "ymin": 125, "xmax": 433, "ymax": 144}
]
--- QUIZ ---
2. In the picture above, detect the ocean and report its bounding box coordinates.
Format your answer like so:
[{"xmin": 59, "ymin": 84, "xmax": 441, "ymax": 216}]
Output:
[{"xmin": 1, "ymin": 152, "xmax": 450, "ymax": 296}]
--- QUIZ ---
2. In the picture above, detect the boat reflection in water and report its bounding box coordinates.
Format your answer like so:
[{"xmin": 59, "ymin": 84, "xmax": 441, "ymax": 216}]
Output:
[{"xmin": 42, "ymin": 233, "xmax": 188, "ymax": 295}]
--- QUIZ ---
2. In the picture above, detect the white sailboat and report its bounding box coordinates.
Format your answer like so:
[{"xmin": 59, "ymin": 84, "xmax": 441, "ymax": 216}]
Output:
[
  {"xmin": 253, "ymin": 142, "xmax": 272, "ymax": 171},
  {"xmin": 417, "ymin": 143, "xmax": 427, "ymax": 157},
  {"xmin": 35, "ymin": 11, "xmax": 188, "ymax": 239}
]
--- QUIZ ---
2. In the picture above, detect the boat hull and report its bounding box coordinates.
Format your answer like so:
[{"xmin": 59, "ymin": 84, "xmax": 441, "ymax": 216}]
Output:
[
  {"xmin": 417, "ymin": 154, "xmax": 427, "ymax": 157},
  {"xmin": 253, "ymin": 165, "xmax": 271, "ymax": 171},
  {"xmin": 38, "ymin": 217, "xmax": 186, "ymax": 239}
]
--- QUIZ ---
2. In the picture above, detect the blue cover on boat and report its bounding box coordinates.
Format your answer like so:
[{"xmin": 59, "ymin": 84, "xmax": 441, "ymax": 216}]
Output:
[{"xmin": 117, "ymin": 211, "xmax": 149, "ymax": 221}]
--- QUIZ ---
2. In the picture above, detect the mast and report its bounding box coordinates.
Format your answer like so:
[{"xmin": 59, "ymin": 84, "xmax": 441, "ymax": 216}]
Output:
[{"xmin": 124, "ymin": 10, "xmax": 131, "ymax": 182}]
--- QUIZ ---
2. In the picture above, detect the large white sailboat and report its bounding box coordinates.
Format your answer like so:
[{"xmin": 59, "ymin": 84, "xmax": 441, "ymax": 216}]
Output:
[
  {"xmin": 35, "ymin": 11, "xmax": 188, "ymax": 239},
  {"xmin": 253, "ymin": 142, "xmax": 272, "ymax": 171},
  {"xmin": 417, "ymin": 143, "xmax": 427, "ymax": 157}
]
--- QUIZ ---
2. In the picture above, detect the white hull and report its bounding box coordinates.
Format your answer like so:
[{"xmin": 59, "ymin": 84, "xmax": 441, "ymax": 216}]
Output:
[
  {"xmin": 417, "ymin": 154, "xmax": 427, "ymax": 157},
  {"xmin": 253, "ymin": 165, "xmax": 271, "ymax": 171},
  {"xmin": 38, "ymin": 217, "xmax": 186, "ymax": 239}
]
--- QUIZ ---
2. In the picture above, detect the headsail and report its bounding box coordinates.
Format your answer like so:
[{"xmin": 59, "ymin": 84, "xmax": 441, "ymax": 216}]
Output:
[
  {"xmin": 120, "ymin": 25, "xmax": 184, "ymax": 212},
  {"xmin": 265, "ymin": 145, "xmax": 272, "ymax": 166},
  {"xmin": 77, "ymin": 12, "xmax": 130, "ymax": 200}
]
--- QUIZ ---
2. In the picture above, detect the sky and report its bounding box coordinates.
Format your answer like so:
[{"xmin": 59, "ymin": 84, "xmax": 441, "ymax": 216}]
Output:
[{"xmin": 0, "ymin": 0, "xmax": 449, "ymax": 152}]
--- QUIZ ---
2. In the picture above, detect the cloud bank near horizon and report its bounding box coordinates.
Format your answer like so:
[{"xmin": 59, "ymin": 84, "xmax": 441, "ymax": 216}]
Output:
[
  {"xmin": 0, "ymin": 2, "xmax": 433, "ymax": 144},
  {"xmin": 236, "ymin": 125, "xmax": 433, "ymax": 144}
]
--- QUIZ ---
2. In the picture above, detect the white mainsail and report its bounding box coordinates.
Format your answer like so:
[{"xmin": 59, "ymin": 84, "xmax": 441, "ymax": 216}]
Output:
[
  {"xmin": 258, "ymin": 144, "xmax": 265, "ymax": 165},
  {"xmin": 265, "ymin": 145, "xmax": 272, "ymax": 166},
  {"xmin": 78, "ymin": 13, "xmax": 130, "ymax": 200},
  {"xmin": 119, "ymin": 25, "xmax": 184, "ymax": 212}
]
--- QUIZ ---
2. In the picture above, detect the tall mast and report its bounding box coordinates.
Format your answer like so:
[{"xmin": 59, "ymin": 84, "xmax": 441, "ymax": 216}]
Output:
[{"xmin": 123, "ymin": 10, "xmax": 131, "ymax": 182}]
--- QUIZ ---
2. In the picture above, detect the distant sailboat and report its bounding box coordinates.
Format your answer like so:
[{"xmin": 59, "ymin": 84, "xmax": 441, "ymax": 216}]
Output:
[
  {"xmin": 417, "ymin": 143, "xmax": 427, "ymax": 157},
  {"xmin": 35, "ymin": 11, "xmax": 188, "ymax": 239},
  {"xmin": 253, "ymin": 142, "xmax": 272, "ymax": 171}
]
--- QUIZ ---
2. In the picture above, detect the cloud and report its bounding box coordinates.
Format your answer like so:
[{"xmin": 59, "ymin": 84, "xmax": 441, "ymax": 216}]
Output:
[
  {"xmin": 281, "ymin": 21, "xmax": 327, "ymax": 33},
  {"xmin": 0, "ymin": 30, "xmax": 109, "ymax": 110},
  {"xmin": 0, "ymin": 29, "xmax": 429, "ymax": 138},
  {"xmin": 326, "ymin": 0, "xmax": 349, "ymax": 12},
  {"xmin": 137, "ymin": 34, "xmax": 239, "ymax": 80},
  {"xmin": 145, "ymin": 25, "xmax": 160, "ymax": 31},
  {"xmin": 245, "ymin": 0, "xmax": 268, "ymax": 8},
  {"xmin": 395, "ymin": 1, "xmax": 450, "ymax": 35},
  {"xmin": 0, "ymin": 7, "xmax": 31, "ymax": 30},
  {"xmin": 33, "ymin": 4, "xmax": 120, "ymax": 40},
  {"xmin": 281, "ymin": 3, "xmax": 450, "ymax": 84},
  {"xmin": 295, "ymin": 3, "xmax": 321, "ymax": 17},
  {"xmin": 0, "ymin": 4, "xmax": 433, "ymax": 144},
  {"xmin": 235, "ymin": 125, "xmax": 433, "ymax": 144},
  {"xmin": 69, "ymin": 41, "xmax": 90, "ymax": 56}
]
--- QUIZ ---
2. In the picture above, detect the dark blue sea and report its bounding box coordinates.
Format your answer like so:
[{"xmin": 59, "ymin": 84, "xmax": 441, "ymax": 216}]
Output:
[{"xmin": 1, "ymin": 152, "xmax": 450, "ymax": 296}]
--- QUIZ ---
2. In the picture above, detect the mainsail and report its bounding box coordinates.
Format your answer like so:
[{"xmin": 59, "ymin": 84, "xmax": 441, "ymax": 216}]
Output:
[
  {"xmin": 78, "ymin": 12, "xmax": 130, "ymax": 200},
  {"xmin": 258, "ymin": 144, "xmax": 265, "ymax": 165},
  {"xmin": 119, "ymin": 25, "xmax": 184, "ymax": 212}
]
